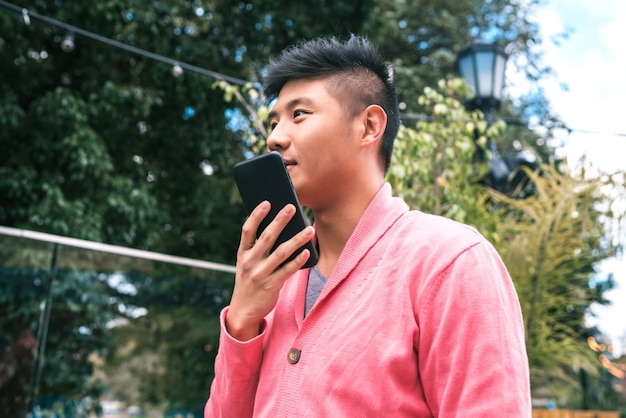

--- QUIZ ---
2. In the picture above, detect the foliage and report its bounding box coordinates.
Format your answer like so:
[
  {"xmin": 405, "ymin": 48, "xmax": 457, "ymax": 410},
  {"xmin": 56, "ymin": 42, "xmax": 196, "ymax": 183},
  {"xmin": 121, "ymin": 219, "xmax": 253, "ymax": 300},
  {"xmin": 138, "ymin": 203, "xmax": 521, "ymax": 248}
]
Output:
[
  {"xmin": 387, "ymin": 78, "xmax": 502, "ymax": 237},
  {"xmin": 361, "ymin": 0, "xmax": 564, "ymax": 164},
  {"xmin": 363, "ymin": 0, "xmax": 550, "ymax": 106},
  {"xmin": 0, "ymin": 1, "xmax": 253, "ymax": 413},
  {"xmin": 0, "ymin": 0, "xmax": 250, "ymax": 259},
  {"xmin": 489, "ymin": 163, "xmax": 623, "ymax": 404}
]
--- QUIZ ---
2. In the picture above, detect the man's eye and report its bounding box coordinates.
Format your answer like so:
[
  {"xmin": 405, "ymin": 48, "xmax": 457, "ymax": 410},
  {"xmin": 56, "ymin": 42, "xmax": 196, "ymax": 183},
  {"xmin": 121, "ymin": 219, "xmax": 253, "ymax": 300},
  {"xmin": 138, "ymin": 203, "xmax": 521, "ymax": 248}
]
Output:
[
  {"xmin": 293, "ymin": 109, "xmax": 306, "ymax": 118},
  {"xmin": 268, "ymin": 121, "xmax": 277, "ymax": 130}
]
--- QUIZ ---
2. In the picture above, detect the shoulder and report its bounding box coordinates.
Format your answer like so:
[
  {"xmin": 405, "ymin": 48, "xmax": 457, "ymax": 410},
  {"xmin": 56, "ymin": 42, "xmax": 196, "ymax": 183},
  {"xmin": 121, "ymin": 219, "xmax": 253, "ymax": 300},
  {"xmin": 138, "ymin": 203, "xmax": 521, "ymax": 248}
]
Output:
[
  {"xmin": 391, "ymin": 209, "xmax": 487, "ymax": 251},
  {"xmin": 380, "ymin": 209, "xmax": 508, "ymax": 286}
]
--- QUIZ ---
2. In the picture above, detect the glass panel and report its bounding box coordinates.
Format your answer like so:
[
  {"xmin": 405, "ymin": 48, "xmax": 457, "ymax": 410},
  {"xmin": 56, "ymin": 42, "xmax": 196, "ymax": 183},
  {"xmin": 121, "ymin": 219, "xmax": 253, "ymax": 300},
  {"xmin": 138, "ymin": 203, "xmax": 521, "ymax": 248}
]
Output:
[
  {"xmin": 493, "ymin": 54, "xmax": 507, "ymax": 100},
  {"xmin": 476, "ymin": 51, "xmax": 495, "ymax": 98},
  {"xmin": 458, "ymin": 54, "xmax": 477, "ymax": 97},
  {"xmin": 0, "ymin": 235, "xmax": 53, "ymax": 417},
  {"xmin": 0, "ymin": 230, "xmax": 235, "ymax": 417}
]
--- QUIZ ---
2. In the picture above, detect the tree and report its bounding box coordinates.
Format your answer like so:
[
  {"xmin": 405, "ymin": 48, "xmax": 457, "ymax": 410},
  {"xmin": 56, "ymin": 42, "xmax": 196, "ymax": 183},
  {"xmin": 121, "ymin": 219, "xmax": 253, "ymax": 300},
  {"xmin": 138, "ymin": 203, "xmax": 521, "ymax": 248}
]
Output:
[
  {"xmin": 490, "ymin": 163, "xmax": 623, "ymax": 405},
  {"xmin": 0, "ymin": 1, "xmax": 249, "ymax": 414},
  {"xmin": 387, "ymin": 78, "xmax": 501, "ymax": 235},
  {"xmin": 363, "ymin": 0, "xmax": 563, "ymax": 165}
]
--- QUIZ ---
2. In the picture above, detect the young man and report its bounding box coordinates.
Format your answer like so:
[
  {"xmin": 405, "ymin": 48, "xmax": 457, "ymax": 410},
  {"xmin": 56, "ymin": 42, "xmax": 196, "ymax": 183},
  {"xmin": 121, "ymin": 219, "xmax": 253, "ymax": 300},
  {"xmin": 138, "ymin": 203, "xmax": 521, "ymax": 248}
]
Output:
[{"xmin": 206, "ymin": 36, "xmax": 531, "ymax": 417}]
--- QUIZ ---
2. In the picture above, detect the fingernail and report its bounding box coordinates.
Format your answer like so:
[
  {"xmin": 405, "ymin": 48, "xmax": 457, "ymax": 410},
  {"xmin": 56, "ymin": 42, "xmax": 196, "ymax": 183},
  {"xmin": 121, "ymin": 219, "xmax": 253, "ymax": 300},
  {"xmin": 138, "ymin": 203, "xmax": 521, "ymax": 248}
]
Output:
[
  {"xmin": 283, "ymin": 205, "xmax": 295, "ymax": 215},
  {"xmin": 259, "ymin": 201, "xmax": 270, "ymax": 211}
]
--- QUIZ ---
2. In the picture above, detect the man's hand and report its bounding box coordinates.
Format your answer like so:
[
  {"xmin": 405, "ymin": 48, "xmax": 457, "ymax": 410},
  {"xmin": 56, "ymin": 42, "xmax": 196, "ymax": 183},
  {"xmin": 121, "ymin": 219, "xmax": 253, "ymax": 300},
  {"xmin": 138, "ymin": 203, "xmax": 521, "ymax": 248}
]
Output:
[{"xmin": 226, "ymin": 200, "xmax": 314, "ymax": 341}]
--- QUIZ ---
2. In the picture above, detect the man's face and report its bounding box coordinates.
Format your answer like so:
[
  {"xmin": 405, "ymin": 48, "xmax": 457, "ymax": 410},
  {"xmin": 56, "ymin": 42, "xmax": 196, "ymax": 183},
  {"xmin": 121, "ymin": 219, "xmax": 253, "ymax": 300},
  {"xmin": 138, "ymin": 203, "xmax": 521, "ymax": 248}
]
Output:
[{"xmin": 266, "ymin": 78, "xmax": 362, "ymax": 209}]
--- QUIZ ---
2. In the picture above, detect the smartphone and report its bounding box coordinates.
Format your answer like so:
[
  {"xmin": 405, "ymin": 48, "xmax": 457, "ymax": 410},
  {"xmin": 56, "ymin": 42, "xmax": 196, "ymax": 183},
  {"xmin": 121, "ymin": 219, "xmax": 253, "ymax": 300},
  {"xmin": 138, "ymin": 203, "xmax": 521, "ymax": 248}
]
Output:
[{"xmin": 233, "ymin": 151, "xmax": 318, "ymax": 269}]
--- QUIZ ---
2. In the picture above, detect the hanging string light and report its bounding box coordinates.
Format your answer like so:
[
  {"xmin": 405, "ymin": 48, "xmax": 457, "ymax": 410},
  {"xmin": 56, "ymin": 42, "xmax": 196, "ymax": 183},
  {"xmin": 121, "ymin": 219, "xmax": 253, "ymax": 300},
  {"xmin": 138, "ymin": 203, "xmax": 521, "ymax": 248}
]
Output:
[
  {"xmin": 171, "ymin": 63, "xmax": 184, "ymax": 78},
  {"xmin": 0, "ymin": 0, "xmax": 248, "ymax": 86},
  {"xmin": 60, "ymin": 32, "xmax": 75, "ymax": 52}
]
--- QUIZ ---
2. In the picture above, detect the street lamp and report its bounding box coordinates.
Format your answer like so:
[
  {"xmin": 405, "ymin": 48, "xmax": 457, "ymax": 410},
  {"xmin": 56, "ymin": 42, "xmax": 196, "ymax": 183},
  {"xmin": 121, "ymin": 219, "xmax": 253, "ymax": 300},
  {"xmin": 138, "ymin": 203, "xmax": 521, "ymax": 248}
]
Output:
[
  {"xmin": 456, "ymin": 41, "xmax": 508, "ymax": 115},
  {"xmin": 455, "ymin": 41, "xmax": 536, "ymax": 198}
]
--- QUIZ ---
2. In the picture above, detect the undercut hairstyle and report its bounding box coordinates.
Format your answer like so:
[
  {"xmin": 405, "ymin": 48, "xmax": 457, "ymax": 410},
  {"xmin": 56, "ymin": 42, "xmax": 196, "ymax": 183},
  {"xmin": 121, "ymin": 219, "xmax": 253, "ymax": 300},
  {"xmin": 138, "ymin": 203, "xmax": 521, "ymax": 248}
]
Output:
[{"xmin": 262, "ymin": 35, "xmax": 400, "ymax": 173}]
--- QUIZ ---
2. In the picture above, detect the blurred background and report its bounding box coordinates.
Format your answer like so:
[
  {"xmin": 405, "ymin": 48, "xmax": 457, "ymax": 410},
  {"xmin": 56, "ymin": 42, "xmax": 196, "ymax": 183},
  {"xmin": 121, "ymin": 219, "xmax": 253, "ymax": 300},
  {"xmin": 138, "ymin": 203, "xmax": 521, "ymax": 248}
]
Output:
[{"xmin": 1, "ymin": 0, "xmax": 624, "ymax": 416}]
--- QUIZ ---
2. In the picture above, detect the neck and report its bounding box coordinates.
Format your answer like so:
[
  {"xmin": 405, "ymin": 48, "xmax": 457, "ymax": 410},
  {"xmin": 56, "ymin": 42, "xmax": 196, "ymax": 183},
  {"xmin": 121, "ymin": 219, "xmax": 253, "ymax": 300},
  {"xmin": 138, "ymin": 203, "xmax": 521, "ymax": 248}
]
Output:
[{"xmin": 311, "ymin": 179, "xmax": 384, "ymax": 277}]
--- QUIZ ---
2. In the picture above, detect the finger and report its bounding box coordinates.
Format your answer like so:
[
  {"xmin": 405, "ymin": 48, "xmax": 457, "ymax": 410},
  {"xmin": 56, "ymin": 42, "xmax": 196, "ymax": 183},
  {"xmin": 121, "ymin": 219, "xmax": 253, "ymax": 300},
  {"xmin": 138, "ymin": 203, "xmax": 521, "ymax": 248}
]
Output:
[
  {"xmin": 268, "ymin": 225, "xmax": 315, "ymax": 269},
  {"xmin": 239, "ymin": 200, "xmax": 270, "ymax": 251},
  {"xmin": 278, "ymin": 249, "xmax": 311, "ymax": 277},
  {"xmin": 254, "ymin": 203, "xmax": 297, "ymax": 251}
]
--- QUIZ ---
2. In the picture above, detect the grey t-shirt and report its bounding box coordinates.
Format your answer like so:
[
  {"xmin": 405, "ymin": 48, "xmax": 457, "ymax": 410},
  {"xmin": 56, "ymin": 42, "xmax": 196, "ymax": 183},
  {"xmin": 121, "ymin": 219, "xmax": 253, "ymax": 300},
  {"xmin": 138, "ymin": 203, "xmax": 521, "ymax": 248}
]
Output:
[{"xmin": 304, "ymin": 266, "xmax": 328, "ymax": 317}]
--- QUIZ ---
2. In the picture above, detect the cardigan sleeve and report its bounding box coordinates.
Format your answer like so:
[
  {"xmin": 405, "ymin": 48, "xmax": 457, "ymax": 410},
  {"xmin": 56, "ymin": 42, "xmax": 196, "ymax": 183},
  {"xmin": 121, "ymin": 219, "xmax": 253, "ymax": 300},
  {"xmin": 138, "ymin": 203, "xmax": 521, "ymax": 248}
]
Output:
[
  {"xmin": 204, "ymin": 307, "xmax": 266, "ymax": 418},
  {"xmin": 417, "ymin": 240, "xmax": 531, "ymax": 417}
]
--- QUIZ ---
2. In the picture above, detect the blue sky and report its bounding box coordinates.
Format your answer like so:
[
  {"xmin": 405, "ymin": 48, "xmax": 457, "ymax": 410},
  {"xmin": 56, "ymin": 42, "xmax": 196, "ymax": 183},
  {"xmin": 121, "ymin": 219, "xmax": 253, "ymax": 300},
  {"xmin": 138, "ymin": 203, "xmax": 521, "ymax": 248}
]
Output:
[{"xmin": 534, "ymin": 0, "xmax": 626, "ymax": 355}]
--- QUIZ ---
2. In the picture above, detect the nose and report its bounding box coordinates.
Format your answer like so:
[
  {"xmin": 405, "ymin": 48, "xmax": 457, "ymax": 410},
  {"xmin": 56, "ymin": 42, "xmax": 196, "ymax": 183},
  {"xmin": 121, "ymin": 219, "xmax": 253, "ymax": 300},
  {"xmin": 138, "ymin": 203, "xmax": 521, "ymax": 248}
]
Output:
[{"xmin": 266, "ymin": 124, "xmax": 291, "ymax": 152}]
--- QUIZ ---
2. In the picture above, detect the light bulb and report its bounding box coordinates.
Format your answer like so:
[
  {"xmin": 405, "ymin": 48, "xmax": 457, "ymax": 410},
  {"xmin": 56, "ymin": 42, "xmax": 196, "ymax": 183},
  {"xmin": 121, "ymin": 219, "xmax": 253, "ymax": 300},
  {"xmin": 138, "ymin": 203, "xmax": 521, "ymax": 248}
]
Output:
[
  {"xmin": 61, "ymin": 33, "xmax": 75, "ymax": 52},
  {"xmin": 172, "ymin": 64, "xmax": 183, "ymax": 77}
]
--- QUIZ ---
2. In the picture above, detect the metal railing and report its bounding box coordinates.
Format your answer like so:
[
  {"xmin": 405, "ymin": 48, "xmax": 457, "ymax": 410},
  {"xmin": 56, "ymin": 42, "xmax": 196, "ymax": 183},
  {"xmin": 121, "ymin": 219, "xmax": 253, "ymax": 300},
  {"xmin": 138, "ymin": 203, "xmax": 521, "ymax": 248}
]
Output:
[{"xmin": 0, "ymin": 226, "xmax": 236, "ymax": 274}]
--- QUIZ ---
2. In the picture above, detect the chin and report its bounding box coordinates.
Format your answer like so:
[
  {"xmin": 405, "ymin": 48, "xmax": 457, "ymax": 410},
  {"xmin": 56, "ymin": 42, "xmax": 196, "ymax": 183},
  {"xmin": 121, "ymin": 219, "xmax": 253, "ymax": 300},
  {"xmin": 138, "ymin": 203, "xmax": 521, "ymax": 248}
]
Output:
[{"xmin": 293, "ymin": 188, "xmax": 309, "ymax": 206}]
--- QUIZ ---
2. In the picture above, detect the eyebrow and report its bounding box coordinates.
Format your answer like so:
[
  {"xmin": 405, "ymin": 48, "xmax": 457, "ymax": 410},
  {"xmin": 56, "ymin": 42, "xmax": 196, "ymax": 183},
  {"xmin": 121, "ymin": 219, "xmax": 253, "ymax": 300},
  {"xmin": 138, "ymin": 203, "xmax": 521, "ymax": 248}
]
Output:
[{"xmin": 268, "ymin": 97, "xmax": 315, "ymax": 121}]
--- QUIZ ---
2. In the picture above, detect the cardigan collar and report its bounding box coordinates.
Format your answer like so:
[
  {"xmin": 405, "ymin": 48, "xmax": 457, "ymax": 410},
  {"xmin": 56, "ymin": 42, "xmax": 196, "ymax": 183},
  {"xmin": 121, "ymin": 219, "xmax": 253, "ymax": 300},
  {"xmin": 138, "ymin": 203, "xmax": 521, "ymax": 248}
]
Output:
[
  {"xmin": 329, "ymin": 182, "xmax": 409, "ymax": 282},
  {"xmin": 290, "ymin": 183, "xmax": 409, "ymax": 326}
]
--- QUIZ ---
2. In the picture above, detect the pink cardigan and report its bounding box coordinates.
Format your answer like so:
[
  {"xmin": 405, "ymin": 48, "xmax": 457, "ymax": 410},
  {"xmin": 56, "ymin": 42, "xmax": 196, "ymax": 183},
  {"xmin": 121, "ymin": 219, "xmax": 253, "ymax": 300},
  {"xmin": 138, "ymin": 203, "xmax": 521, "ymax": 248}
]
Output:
[{"xmin": 206, "ymin": 183, "xmax": 531, "ymax": 417}]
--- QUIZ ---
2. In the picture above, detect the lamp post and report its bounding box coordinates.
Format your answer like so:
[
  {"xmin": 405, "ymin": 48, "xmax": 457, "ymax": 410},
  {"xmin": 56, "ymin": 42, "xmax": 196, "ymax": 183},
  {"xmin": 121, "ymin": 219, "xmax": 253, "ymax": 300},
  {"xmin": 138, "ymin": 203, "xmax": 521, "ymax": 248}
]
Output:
[
  {"xmin": 455, "ymin": 40, "xmax": 535, "ymax": 198},
  {"xmin": 456, "ymin": 41, "xmax": 508, "ymax": 117}
]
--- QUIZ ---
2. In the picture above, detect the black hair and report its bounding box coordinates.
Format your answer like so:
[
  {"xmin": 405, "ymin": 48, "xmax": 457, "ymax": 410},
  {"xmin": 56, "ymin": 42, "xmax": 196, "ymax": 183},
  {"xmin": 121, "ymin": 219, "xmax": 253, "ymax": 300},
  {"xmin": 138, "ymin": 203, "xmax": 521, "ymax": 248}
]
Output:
[{"xmin": 262, "ymin": 35, "xmax": 400, "ymax": 173}]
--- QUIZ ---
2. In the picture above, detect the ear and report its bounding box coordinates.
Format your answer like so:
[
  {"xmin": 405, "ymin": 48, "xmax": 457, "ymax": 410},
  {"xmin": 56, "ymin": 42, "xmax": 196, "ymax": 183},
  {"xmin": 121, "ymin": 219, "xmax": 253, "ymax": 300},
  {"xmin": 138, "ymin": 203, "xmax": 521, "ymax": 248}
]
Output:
[{"xmin": 359, "ymin": 104, "xmax": 387, "ymax": 148}]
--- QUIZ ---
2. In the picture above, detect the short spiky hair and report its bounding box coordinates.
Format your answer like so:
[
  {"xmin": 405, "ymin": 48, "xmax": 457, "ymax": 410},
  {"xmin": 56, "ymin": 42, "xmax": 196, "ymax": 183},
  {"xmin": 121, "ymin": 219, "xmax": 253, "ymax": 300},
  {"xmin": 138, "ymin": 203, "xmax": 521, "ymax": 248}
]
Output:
[{"xmin": 262, "ymin": 35, "xmax": 400, "ymax": 173}]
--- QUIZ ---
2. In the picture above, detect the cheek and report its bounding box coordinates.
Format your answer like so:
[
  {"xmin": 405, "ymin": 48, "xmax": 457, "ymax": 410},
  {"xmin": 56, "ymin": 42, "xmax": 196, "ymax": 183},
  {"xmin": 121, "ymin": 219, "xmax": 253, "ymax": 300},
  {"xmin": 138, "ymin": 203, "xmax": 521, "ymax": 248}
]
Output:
[{"xmin": 299, "ymin": 117, "xmax": 354, "ymax": 166}]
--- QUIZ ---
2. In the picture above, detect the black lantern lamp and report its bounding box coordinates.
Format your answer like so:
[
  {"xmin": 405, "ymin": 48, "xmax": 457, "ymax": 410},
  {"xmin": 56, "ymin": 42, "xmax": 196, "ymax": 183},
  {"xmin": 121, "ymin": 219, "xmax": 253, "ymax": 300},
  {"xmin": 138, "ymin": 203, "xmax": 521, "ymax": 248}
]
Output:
[
  {"xmin": 456, "ymin": 41, "xmax": 536, "ymax": 198},
  {"xmin": 456, "ymin": 41, "xmax": 508, "ymax": 116}
]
